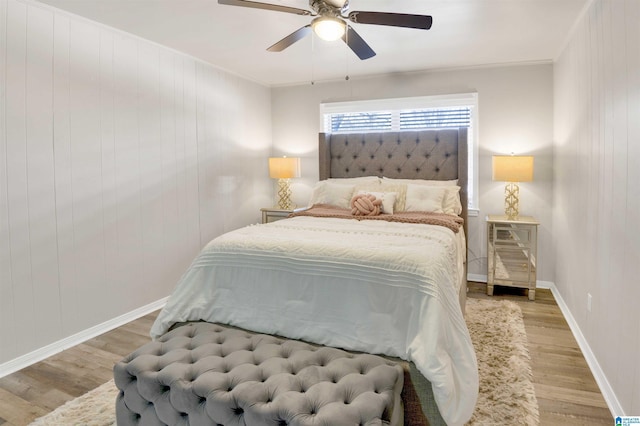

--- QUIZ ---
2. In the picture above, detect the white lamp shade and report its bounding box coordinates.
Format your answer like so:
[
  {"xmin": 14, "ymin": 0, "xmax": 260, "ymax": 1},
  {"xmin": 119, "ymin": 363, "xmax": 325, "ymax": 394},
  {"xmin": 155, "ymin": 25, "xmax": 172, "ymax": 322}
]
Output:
[
  {"xmin": 492, "ymin": 155, "xmax": 534, "ymax": 182},
  {"xmin": 269, "ymin": 157, "xmax": 301, "ymax": 179},
  {"xmin": 312, "ymin": 17, "xmax": 346, "ymax": 41}
]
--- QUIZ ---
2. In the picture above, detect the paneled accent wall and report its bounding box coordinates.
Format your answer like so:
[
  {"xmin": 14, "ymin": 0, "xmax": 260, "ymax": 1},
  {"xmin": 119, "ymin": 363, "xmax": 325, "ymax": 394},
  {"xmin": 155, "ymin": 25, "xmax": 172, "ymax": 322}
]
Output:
[
  {"xmin": 0, "ymin": 0, "xmax": 272, "ymax": 366},
  {"xmin": 554, "ymin": 0, "xmax": 639, "ymax": 415}
]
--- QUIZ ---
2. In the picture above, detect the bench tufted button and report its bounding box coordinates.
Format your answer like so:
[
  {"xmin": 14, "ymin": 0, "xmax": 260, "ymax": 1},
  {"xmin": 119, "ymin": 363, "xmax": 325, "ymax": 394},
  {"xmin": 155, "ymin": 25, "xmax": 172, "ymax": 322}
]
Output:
[{"xmin": 232, "ymin": 406, "xmax": 244, "ymax": 415}]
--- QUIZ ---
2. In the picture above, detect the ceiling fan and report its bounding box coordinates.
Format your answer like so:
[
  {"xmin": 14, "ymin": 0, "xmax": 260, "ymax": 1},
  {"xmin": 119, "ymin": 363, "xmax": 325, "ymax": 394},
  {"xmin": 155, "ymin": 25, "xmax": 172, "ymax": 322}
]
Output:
[{"xmin": 218, "ymin": 0, "xmax": 433, "ymax": 60}]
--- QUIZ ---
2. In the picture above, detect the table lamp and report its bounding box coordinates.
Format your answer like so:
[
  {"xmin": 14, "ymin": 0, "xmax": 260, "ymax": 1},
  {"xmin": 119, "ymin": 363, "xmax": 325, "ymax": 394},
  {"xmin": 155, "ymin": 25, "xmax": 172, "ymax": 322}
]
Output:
[
  {"xmin": 492, "ymin": 155, "xmax": 534, "ymax": 220},
  {"xmin": 269, "ymin": 156, "xmax": 300, "ymax": 210}
]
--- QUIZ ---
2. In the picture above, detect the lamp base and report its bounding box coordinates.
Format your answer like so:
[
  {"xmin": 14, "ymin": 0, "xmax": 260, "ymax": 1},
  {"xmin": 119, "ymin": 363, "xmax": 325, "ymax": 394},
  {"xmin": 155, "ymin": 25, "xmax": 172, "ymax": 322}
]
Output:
[
  {"xmin": 276, "ymin": 178, "xmax": 294, "ymax": 210},
  {"xmin": 504, "ymin": 182, "xmax": 520, "ymax": 220}
]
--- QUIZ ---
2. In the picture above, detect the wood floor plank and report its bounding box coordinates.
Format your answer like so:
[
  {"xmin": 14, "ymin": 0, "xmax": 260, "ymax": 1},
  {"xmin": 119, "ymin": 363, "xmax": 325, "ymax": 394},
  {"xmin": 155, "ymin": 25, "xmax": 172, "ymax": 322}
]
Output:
[
  {"xmin": 0, "ymin": 284, "xmax": 615, "ymax": 425},
  {"xmin": 538, "ymin": 397, "xmax": 612, "ymax": 425},
  {"xmin": 0, "ymin": 372, "xmax": 73, "ymax": 411},
  {"xmin": 0, "ymin": 387, "xmax": 47, "ymax": 425}
]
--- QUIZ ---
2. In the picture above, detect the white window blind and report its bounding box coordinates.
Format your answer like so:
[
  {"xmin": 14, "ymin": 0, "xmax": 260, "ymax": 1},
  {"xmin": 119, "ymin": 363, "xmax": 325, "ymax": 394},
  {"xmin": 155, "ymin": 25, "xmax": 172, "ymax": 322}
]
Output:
[
  {"xmin": 320, "ymin": 94, "xmax": 479, "ymax": 210},
  {"xmin": 329, "ymin": 111, "xmax": 393, "ymax": 132}
]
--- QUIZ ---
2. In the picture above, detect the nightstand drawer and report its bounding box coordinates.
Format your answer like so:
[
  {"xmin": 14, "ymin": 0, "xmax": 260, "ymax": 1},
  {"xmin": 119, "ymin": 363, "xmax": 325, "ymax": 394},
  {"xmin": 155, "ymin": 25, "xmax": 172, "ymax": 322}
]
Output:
[{"xmin": 492, "ymin": 225, "xmax": 533, "ymax": 245}]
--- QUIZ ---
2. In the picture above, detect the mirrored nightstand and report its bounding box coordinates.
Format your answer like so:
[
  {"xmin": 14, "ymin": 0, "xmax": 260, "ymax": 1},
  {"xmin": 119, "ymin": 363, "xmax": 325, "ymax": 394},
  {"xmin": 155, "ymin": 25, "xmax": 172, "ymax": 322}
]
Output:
[
  {"xmin": 486, "ymin": 215, "xmax": 539, "ymax": 300},
  {"xmin": 260, "ymin": 207, "xmax": 293, "ymax": 224}
]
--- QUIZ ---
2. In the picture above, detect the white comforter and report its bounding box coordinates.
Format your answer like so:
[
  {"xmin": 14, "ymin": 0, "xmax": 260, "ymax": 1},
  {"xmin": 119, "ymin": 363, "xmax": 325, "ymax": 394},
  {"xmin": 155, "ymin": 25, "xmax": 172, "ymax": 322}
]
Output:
[{"xmin": 151, "ymin": 216, "xmax": 478, "ymax": 425}]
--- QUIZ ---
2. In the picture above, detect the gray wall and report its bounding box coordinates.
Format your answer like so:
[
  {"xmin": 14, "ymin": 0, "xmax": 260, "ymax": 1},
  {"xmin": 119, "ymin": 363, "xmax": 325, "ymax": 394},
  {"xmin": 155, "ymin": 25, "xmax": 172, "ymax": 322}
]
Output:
[
  {"xmin": 272, "ymin": 63, "xmax": 555, "ymax": 283},
  {"xmin": 0, "ymin": 0, "xmax": 272, "ymax": 366},
  {"xmin": 554, "ymin": 0, "xmax": 639, "ymax": 415}
]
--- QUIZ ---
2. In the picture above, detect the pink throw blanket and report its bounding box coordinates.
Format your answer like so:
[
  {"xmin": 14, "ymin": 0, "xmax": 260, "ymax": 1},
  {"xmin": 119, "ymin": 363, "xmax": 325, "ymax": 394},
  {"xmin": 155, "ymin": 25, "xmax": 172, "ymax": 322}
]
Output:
[{"xmin": 290, "ymin": 204, "xmax": 464, "ymax": 233}]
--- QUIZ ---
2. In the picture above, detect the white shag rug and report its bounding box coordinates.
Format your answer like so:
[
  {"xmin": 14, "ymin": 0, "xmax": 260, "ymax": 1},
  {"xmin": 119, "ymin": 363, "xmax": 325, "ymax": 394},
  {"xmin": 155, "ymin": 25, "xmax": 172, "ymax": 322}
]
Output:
[{"xmin": 30, "ymin": 298, "xmax": 538, "ymax": 426}]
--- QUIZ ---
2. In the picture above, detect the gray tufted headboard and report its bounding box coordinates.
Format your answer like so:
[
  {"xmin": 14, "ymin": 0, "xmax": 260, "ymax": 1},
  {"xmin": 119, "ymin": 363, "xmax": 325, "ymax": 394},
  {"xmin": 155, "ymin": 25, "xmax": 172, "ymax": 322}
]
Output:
[{"xmin": 319, "ymin": 128, "xmax": 469, "ymax": 234}]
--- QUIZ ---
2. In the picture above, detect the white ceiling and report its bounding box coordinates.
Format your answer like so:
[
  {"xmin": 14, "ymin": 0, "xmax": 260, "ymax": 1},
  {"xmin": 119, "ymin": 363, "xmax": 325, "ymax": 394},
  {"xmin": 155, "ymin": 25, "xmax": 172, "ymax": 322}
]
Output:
[{"xmin": 36, "ymin": 0, "xmax": 589, "ymax": 87}]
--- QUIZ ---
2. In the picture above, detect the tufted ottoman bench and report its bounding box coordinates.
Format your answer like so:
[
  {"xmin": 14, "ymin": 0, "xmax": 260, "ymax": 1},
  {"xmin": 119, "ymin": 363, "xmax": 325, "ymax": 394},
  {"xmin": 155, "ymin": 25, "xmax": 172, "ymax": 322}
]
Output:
[{"xmin": 114, "ymin": 322, "xmax": 405, "ymax": 425}]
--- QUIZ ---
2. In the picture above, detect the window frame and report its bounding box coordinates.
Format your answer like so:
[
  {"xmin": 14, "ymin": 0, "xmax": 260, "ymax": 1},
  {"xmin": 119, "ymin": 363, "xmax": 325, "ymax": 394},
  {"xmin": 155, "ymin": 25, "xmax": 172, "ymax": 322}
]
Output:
[{"xmin": 319, "ymin": 93, "xmax": 479, "ymax": 212}]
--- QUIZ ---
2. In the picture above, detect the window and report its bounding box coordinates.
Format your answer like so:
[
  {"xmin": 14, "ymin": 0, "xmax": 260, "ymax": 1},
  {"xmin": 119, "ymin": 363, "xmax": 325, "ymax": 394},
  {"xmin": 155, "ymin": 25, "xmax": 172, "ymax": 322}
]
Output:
[{"xmin": 320, "ymin": 93, "xmax": 479, "ymax": 211}]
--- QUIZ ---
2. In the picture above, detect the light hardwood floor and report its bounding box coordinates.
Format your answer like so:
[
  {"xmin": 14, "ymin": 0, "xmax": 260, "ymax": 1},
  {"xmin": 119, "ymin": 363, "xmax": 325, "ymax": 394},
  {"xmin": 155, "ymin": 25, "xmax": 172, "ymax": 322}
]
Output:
[{"xmin": 0, "ymin": 282, "xmax": 613, "ymax": 425}]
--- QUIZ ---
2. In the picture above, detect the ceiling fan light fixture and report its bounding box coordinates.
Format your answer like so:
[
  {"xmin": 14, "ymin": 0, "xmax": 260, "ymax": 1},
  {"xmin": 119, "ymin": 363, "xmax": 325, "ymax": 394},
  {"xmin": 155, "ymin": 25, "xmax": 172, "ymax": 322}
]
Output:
[{"xmin": 312, "ymin": 16, "xmax": 346, "ymax": 41}]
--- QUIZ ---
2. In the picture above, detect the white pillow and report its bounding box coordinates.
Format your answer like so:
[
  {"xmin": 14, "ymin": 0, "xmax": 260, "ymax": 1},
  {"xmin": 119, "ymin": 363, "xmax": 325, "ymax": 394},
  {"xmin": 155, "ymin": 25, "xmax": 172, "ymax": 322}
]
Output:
[
  {"xmin": 355, "ymin": 190, "xmax": 397, "ymax": 214},
  {"xmin": 442, "ymin": 186, "xmax": 463, "ymax": 215},
  {"xmin": 376, "ymin": 182, "xmax": 407, "ymax": 212},
  {"xmin": 309, "ymin": 181, "xmax": 355, "ymax": 209},
  {"xmin": 404, "ymin": 185, "xmax": 447, "ymax": 213}
]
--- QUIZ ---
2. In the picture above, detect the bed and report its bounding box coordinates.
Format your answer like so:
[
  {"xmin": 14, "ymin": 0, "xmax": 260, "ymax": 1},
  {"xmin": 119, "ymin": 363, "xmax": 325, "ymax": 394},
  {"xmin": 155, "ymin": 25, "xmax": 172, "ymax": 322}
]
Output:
[{"xmin": 148, "ymin": 128, "xmax": 478, "ymax": 425}]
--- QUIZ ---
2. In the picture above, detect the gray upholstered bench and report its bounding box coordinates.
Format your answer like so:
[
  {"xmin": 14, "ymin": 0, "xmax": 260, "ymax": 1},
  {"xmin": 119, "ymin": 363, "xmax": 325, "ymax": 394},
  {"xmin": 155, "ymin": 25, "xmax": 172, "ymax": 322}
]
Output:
[{"xmin": 114, "ymin": 322, "xmax": 405, "ymax": 425}]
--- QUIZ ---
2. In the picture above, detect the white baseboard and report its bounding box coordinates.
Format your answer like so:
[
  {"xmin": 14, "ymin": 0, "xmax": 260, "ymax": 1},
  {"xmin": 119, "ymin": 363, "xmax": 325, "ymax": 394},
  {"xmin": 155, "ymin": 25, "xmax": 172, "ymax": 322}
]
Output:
[
  {"xmin": 466, "ymin": 274, "xmax": 619, "ymax": 415},
  {"xmin": 546, "ymin": 284, "xmax": 621, "ymax": 417},
  {"xmin": 0, "ymin": 297, "xmax": 168, "ymax": 379}
]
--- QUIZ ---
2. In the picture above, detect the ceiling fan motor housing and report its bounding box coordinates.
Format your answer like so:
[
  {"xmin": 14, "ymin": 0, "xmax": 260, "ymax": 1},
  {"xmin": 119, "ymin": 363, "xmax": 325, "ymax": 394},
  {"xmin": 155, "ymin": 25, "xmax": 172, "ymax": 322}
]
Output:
[{"xmin": 309, "ymin": 0, "xmax": 345, "ymax": 18}]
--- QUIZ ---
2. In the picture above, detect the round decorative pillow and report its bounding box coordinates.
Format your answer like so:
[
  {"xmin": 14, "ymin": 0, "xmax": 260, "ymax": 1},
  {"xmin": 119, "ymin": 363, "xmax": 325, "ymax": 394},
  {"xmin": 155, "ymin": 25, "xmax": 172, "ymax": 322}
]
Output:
[{"xmin": 350, "ymin": 193, "xmax": 382, "ymax": 216}]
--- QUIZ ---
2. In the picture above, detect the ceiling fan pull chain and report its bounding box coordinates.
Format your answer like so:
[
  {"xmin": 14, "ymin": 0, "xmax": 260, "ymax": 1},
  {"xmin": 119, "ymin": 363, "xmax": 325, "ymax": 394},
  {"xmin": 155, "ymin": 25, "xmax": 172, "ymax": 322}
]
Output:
[
  {"xmin": 311, "ymin": 33, "xmax": 316, "ymax": 85},
  {"xmin": 344, "ymin": 28, "xmax": 350, "ymax": 82}
]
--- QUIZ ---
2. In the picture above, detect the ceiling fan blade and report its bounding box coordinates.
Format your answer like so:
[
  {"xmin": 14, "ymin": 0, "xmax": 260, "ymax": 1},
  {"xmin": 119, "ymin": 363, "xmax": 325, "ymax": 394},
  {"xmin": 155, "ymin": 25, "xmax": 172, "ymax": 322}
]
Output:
[
  {"xmin": 267, "ymin": 25, "xmax": 312, "ymax": 52},
  {"xmin": 342, "ymin": 26, "xmax": 375, "ymax": 60},
  {"xmin": 348, "ymin": 11, "xmax": 432, "ymax": 30},
  {"xmin": 218, "ymin": 0, "xmax": 311, "ymax": 16}
]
